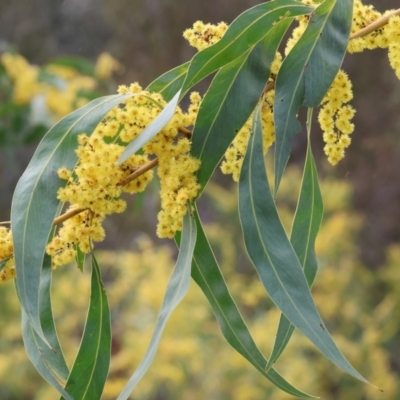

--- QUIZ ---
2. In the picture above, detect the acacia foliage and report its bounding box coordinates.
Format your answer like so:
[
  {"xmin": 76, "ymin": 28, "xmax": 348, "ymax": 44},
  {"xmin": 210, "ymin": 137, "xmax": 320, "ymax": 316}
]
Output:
[
  {"xmin": 1, "ymin": 171, "xmax": 399, "ymax": 399},
  {"xmin": 1, "ymin": 0, "xmax": 400, "ymax": 398}
]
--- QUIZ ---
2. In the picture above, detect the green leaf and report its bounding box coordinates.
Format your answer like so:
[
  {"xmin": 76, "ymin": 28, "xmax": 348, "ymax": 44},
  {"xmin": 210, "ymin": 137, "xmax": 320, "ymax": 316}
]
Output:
[
  {"xmin": 11, "ymin": 94, "xmax": 133, "ymax": 343},
  {"xmin": 184, "ymin": 206, "xmax": 317, "ymax": 399},
  {"xmin": 266, "ymin": 112, "xmax": 323, "ymax": 371},
  {"xmin": 239, "ymin": 105, "xmax": 368, "ymax": 385},
  {"xmin": 38, "ymin": 70, "xmax": 67, "ymax": 90},
  {"xmin": 147, "ymin": 62, "xmax": 189, "ymax": 102},
  {"xmin": 74, "ymin": 243, "xmax": 86, "ymax": 272},
  {"xmin": 0, "ymin": 258, "xmax": 9, "ymax": 272},
  {"xmin": 182, "ymin": 0, "xmax": 314, "ymax": 94},
  {"xmin": 48, "ymin": 57, "xmax": 95, "ymax": 76},
  {"xmin": 274, "ymin": 0, "xmax": 353, "ymax": 192},
  {"xmin": 116, "ymin": 210, "xmax": 197, "ymax": 400},
  {"xmin": 20, "ymin": 254, "xmax": 71, "ymax": 400},
  {"xmin": 117, "ymin": 90, "xmax": 181, "ymax": 164},
  {"xmin": 61, "ymin": 253, "xmax": 111, "ymax": 400},
  {"xmin": 191, "ymin": 19, "xmax": 291, "ymax": 194}
]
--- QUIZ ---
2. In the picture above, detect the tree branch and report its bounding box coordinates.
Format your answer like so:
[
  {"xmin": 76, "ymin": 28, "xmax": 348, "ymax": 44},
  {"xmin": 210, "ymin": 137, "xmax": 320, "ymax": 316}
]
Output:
[
  {"xmin": 179, "ymin": 126, "xmax": 192, "ymax": 137},
  {"xmin": 116, "ymin": 157, "xmax": 159, "ymax": 187},
  {"xmin": 53, "ymin": 207, "xmax": 87, "ymax": 226},
  {"xmin": 350, "ymin": 8, "xmax": 400, "ymax": 40}
]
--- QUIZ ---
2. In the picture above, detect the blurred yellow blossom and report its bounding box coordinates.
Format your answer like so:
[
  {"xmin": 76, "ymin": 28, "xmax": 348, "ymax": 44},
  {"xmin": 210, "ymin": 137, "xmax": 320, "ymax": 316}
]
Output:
[
  {"xmin": 95, "ymin": 52, "xmax": 123, "ymax": 80},
  {"xmin": 183, "ymin": 20, "xmax": 228, "ymax": 51}
]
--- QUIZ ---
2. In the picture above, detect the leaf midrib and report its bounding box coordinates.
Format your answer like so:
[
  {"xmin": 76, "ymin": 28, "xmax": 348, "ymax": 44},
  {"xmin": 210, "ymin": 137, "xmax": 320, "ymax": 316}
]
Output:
[
  {"xmin": 18, "ymin": 94, "xmax": 130, "ymax": 324},
  {"xmin": 246, "ymin": 114, "xmax": 335, "ymax": 359},
  {"xmin": 81, "ymin": 264, "xmax": 104, "ymax": 400},
  {"xmin": 187, "ymin": 3, "xmax": 310, "ymax": 88},
  {"xmin": 275, "ymin": 1, "xmax": 336, "ymax": 172}
]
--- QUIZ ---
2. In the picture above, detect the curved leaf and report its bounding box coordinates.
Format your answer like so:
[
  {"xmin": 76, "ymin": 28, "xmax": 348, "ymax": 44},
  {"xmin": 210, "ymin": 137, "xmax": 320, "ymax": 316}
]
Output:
[
  {"xmin": 74, "ymin": 244, "xmax": 86, "ymax": 272},
  {"xmin": 19, "ymin": 254, "xmax": 71, "ymax": 400},
  {"xmin": 239, "ymin": 105, "xmax": 368, "ymax": 384},
  {"xmin": 22, "ymin": 311, "xmax": 73, "ymax": 400},
  {"xmin": 0, "ymin": 258, "xmax": 9, "ymax": 272},
  {"xmin": 117, "ymin": 90, "xmax": 181, "ymax": 164},
  {"xmin": 117, "ymin": 211, "xmax": 196, "ymax": 400},
  {"xmin": 48, "ymin": 56, "xmax": 95, "ymax": 77},
  {"xmin": 274, "ymin": 0, "xmax": 353, "ymax": 192},
  {"xmin": 61, "ymin": 254, "xmax": 111, "ymax": 400},
  {"xmin": 192, "ymin": 20, "xmax": 291, "ymax": 194},
  {"xmin": 147, "ymin": 62, "xmax": 189, "ymax": 102},
  {"xmin": 182, "ymin": 0, "xmax": 314, "ymax": 94},
  {"xmin": 184, "ymin": 207, "xmax": 317, "ymax": 399},
  {"xmin": 266, "ymin": 113, "xmax": 323, "ymax": 370},
  {"xmin": 11, "ymin": 94, "xmax": 133, "ymax": 343}
]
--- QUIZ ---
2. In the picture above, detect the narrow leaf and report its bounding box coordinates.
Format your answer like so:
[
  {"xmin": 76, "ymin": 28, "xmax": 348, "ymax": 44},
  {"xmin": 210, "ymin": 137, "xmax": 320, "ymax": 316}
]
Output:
[
  {"xmin": 192, "ymin": 20, "xmax": 291, "ymax": 194},
  {"xmin": 48, "ymin": 57, "xmax": 95, "ymax": 77},
  {"xmin": 61, "ymin": 254, "xmax": 111, "ymax": 400},
  {"xmin": 239, "ymin": 105, "xmax": 369, "ymax": 384},
  {"xmin": 116, "ymin": 211, "xmax": 197, "ymax": 400},
  {"xmin": 147, "ymin": 62, "xmax": 189, "ymax": 102},
  {"xmin": 22, "ymin": 311, "xmax": 73, "ymax": 400},
  {"xmin": 0, "ymin": 258, "xmax": 9, "ymax": 271},
  {"xmin": 274, "ymin": 0, "xmax": 353, "ymax": 192},
  {"xmin": 38, "ymin": 254, "xmax": 70, "ymax": 381},
  {"xmin": 11, "ymin": 94, "xmax": 132, "ymax": 343},
  {"xmin": 117, "ymin": 89, "xmax": 181, "ymax": 164},
  {"xmin": 20, "ymin": 254, "xmax": 71, "ymax": 400},
  {"xmin": 266, "ymin": 127, "xmax": 323, "ymax": 371},
  {"xmin": 182, "ymin": 0, "xmax": 314, "ymax": 94},
  {"xmin": 74, "ymin": 243, "xmax": 86, "ymax": 272},
  {"xmin": 38, "ymin": 70, "xmax": 66, "ymax": 90},
  {"xmin": 181, "ymin": 207, "xmax": 317, "ymax": 399}
]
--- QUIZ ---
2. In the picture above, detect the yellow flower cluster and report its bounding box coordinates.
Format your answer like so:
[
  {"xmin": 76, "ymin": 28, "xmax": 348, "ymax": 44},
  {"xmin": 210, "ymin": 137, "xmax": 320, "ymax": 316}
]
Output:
[
  {"xmin": 221, "ymin": 89, "xmax": 276, "ymax": 182},
  {"xmin": 183, "ymin": 21, "xmax": 228, "ymax": 51},
  {"xmin": 1, "ymin": 53, "xmax": 41, "ymax": 105},
  {"xmin": 318, "ymin": 70, "xmax": 355, "ymax": 165},
  {"xmin": 0, "ymin": 227, "xmax": 15, "ymax": 283},
  {"xmin": 348, "ymin": 1, "xmax": 386, "ymax": 53},
  {"xmin": 0, "ymin": 52, "xmax": 119, "ymax": 121},
  {"xmin": 47, "ymin": 126, "xmax": 152, "ymax": 267},
  {"xmin": 116, "ymin": 85, "xmax": 201, "ymax": 239},
  {"xmin": 47, "ymin": 84, "xmax": 201, "ymax": 267},
  {"xmin": 348, "ymin": 2, "xmax": 400, "ymax": 79},
  {"xmin": 95, "ymin": 52, "xmax": 123, "ymax": 80},
  {"xmin": 387, "ymin": 16, "xmax": 400, "ymax": 79},
  {"xmin": 44, "ymin": 66, "xmax": 97, "ymax": 120}
]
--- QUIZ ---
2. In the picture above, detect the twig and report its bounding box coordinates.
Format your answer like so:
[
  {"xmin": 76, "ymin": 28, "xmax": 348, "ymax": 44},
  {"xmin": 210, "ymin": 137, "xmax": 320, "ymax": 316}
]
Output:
[
  {"xmin": 0, "ymin": 221, "xmax": 11, "ymax": 226},
  {"xmin": 53, "ymin": 207, "xmax": 87, "ymax": 226},
  {"xmin": 264, "ymin": 81, "xmax": 275, "ymax": 93},
  {"xmin": 52, "ymin": 158, "xmax": 160, "ymax": 225},
  {"xmin": 350, "ymin": 8, "xmax": 400, "ymax": 40},
  {"xmin": 179, "ymin": 126, "xmax": 192, "ymax": 137},
  {"xmin": 116, "ymin": 158, "xmax": 159, "ymax": 187}
]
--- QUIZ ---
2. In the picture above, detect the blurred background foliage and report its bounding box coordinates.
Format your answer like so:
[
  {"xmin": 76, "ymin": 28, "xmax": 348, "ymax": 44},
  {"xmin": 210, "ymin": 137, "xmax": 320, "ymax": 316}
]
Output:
[
  {"xmin": 0, "ymin": 0, "xmax": 399, "ymax": 265},
  {"xmin": 0, "ymin": 0, "xmax": 399, "ymax": 398},
  {"xmin": 0, "ymin": 165, "xmax": 399, "ymax": 399}
]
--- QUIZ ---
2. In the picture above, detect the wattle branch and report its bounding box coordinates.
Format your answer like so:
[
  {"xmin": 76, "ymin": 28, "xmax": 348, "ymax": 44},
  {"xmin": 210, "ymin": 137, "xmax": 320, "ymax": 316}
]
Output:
[{"xmin": 350, "ymin": 8, "xmax": 400, "ymax": 40}]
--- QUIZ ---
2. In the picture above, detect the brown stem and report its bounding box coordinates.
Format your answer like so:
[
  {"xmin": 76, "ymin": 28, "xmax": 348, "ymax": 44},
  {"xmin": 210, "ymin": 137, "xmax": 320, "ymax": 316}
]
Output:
[
  {"xmin": 264, "ymin": 81, "xmax": 275, "ymax": 93},
  {"xmin": 52, "ymin": 158, "xmax": 160, "ymax": 226},
  {"xmin": 350, "ymin": 8, "xmax": 400, "ymax": 40},
  {"xmin": 179, "ymin": 126, "xmax": 192, "ymax": 137},
  {"xmin": 116, "ymin": 158, "xmax": 159, "ymax": 187},
  {"xmin": 53, "ymin": 207, "xmax": 87, "ymax": 226},
  {"xmin": 0, "ymin": 221, "xmax": 11, "ymax": 226}
]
